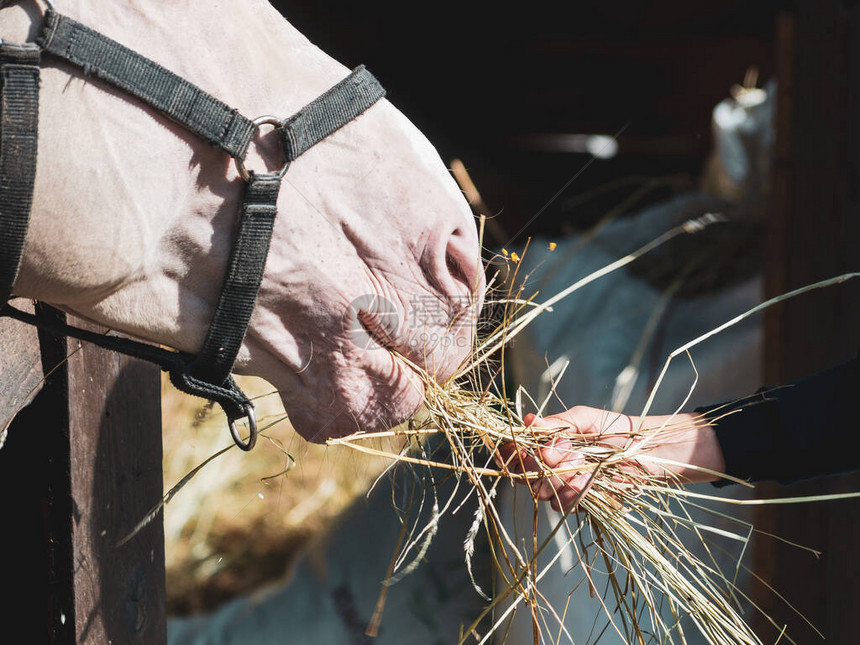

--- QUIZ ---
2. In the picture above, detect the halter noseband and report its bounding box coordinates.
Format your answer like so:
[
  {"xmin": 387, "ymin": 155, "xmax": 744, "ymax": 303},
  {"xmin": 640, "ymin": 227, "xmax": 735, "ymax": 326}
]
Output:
[{"xmin": 0, "ymin": 2, "xmax": 386, "ymax": 450}]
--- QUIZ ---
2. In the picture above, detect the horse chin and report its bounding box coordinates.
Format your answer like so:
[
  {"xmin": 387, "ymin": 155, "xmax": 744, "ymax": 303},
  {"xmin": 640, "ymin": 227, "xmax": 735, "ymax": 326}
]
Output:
[
  {"xmin": 284, "ymin": 351, "xmax": 426, "ymax": 444},
  {"xmin": 282, "ymin": 317, "xmax": 476, "ymax": 444}
]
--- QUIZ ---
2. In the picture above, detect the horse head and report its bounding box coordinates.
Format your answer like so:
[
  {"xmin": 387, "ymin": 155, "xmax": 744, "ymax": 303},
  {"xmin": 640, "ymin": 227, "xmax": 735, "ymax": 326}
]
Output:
[{"xmin": 1, "ymin": 0, "xmax": 485, "ymax": 442}]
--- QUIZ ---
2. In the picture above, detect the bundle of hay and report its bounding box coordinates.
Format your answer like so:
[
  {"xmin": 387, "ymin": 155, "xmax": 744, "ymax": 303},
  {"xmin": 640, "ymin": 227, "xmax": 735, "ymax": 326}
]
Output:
[
  {"xmin": 329, "ymin": 218, "xmax": 860, "ymax": 644},
  {"xmin": 154, "ymin": 210, "xmax": 858, "ymax": 641}
]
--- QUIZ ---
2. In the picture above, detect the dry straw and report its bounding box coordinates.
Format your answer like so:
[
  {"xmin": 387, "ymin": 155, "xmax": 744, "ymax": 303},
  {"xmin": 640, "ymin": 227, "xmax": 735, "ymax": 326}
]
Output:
[
  {"xmin": 129, "ymin": 208, "xmax": 859, "ymax": 641},
  {"xmin": 329, "ymin": 214, "xmax": 860, "ymax": 644}
]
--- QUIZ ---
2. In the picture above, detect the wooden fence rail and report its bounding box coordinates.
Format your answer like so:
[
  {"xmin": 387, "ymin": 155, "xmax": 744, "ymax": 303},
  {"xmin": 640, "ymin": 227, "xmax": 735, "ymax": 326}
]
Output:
[{"xmin": 0, "ymin": 304, "xmax": 165, "ymax": 644}]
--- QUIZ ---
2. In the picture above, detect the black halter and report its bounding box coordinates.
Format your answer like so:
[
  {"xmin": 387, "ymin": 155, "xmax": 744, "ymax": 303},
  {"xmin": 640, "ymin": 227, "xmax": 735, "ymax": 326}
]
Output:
[{"xmin": 0, "ymin": 4, "xmax": 386, "ymax": 450}]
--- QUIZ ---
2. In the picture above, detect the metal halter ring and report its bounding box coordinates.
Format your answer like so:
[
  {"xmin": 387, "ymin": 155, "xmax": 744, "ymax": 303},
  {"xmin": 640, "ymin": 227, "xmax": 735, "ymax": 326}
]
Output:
[
  {"xmin": 229, "ymin": 404, "xmax": 258, "ymax": 451},
  {"xmin": 234, "ymin": 115, "xmax": 290, "ymax": 182},
  {"xmin": 0, "ymin": 0, "xmax": 53, "ymax": 11}
]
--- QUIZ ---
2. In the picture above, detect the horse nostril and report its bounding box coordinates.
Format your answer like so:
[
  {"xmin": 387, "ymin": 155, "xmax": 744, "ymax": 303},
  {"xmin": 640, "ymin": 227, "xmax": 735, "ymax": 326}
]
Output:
[
  {"xmin": 445, "ymin": 226, "xmax": 483, "ymax": 296},
  {"xmin": 418, "ymin": 223, "xmax": 485, "ymax": 335},
  {"xmin": 447, "ymin": 241, "xmax": 469, "ymax": 286}
]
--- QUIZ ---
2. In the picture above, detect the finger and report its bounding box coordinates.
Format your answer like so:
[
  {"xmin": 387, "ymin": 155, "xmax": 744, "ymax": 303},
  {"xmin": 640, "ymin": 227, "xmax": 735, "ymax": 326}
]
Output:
[
  {"xmin": 497, "ymin": 441, "xmax": 538, "ymax": 469},
  {"xmin": 532, "ymin": 417, "xmax": 577, "ymax": 434},
  {"xmin": 541, "ymin": 406, "xmax": 634, "ymax": 439},
  {"xmin": 496, "ymin": 442, "xmax": 517, "ymax": 465},
  {"xmin": 521, "ymin": 412, "xmax": 575, "ymax": 435},
  {"xmin": 532, "ymin": 474, "xmax": 562, "ymax": 501},
  {"xmin": 499, "ymin": 443, "xmax": 546, "ymax": 480},
  {"xmin": 548, "ymin": 473, "xmax": 593, "ymax": 512},
  {"xmin": 531, "ymin": 440, "xmax": 586, "ymax": 499},
  {"xmin": 554, "ymin": 487, "xmax": 582, "ymax": 513},
  {"xmin": 532, "ymin": 466, "xmax": 586, "ymax": 502},
  {"xmin": 540, "ymin": 437, "xmax": 577, "ymax": 468}
]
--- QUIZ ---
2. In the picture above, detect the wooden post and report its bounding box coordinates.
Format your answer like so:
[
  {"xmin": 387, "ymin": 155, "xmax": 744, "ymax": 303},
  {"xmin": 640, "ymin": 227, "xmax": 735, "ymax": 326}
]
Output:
[
  {"xmin": 0, "ymin": 307, "xmax": 165, "ymax": 643},
  {"xmin": 755, "ymin": 2, "xmax": 860, "ymax": 641},
  {"xmin": 0, "ymin": 299, "xmax": 44, "ymax": 432}
]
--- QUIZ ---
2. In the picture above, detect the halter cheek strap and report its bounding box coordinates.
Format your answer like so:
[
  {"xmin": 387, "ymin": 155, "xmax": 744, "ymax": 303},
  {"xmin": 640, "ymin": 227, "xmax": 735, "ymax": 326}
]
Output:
[
  {"xmin": 0, "ymin": 7, "xmax": 386, "ymax": 450},
  {"xmin": 0, "ymin": 43, "xmax": 40, "ymax": 305}
]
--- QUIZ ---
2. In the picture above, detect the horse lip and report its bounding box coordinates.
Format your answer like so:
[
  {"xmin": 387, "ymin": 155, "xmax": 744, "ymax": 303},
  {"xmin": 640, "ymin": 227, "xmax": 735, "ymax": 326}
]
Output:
[
  {"xmin": 352, "ymin": 298, "xmax": 476, "ymax": 381},
  {"xmin": 356, "ymin": 308, "xmax": 435, "ymax": 367},
  {"xmin": 341, "ymin": 294, "xmax": 401, "ymax": 353}
]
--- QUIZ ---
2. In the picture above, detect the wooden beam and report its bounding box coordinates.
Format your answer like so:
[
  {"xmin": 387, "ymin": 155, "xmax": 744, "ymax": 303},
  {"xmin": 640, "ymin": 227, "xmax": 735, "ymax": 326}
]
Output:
[
  {"xmin": 0, "ymin": 308, "xmax": 165, "ymax": 643},
  {"xmin": 756, "ymin": 2, "xmax": 860, "ymax": 641},
  {"xmin": 65, "ymin": 314, "xmax": 166, "ymax": 644},
  {"xmin": 0, "ymin": 299, "xmax": 44, "ymax": 435}
]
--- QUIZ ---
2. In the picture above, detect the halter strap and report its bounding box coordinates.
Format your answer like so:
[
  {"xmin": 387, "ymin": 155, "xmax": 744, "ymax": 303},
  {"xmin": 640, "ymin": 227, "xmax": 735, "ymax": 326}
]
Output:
[
  {"xmin": 0, "ymin": 44, "xmax": 40, "ymax": 304},
  {"xmin": 281, "ymin": 67, "xmax": 387, "ymax": 161},
  {"xmin": 0, "ymin": 8, "xmax": 386, "ymax": 450},
  {"xmin": 37, "ymin": 10, "xmax": 256, "ymax": 159},
  {"xmin": 187, "ymin": 173, "xmax": 282, "ymax": 400}
]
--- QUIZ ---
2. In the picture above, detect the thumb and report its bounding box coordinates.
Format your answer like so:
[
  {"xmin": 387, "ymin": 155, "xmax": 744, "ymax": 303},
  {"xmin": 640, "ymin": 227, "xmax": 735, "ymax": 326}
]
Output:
[{"xmin": 524, "ymin": 412, "xmax": 579, "ymax": 434}]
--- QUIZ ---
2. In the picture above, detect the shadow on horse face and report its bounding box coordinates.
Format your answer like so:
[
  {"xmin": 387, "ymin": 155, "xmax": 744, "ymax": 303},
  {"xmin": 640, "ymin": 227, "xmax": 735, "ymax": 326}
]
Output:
[{"xmin": 2, "ymin": 0, "xmax": 485, "ymax": 442}]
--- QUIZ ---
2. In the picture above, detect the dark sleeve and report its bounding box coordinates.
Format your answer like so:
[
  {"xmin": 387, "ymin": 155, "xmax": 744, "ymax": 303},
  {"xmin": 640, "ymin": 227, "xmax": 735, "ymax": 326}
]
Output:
[{"xmin": 696, "ymin": 354, "xmax": 860, "ymax": 487}]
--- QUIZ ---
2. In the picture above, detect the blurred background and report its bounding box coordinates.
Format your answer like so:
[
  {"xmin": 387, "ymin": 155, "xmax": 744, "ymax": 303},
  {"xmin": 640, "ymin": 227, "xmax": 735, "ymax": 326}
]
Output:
[{"xmin": 281, "ymin": 0, "xmax": 778, "ymax": 239}]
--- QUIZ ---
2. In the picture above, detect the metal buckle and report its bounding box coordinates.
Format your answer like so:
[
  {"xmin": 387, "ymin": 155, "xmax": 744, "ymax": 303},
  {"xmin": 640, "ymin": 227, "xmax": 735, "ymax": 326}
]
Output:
[
  {"xmin": 0, "ymin": 0, "xmax": 54, "ymax": 11},
  {"xmin": 229, "ymin": 403, "xmax": 258, "ymax": 451},
  {"xmin": 0, "ymin": 0, "xmax": 54, "ymax": 43},
  {"xmin": 233, "ymin": 115, "xmax": 290, "ymax": 182}
]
